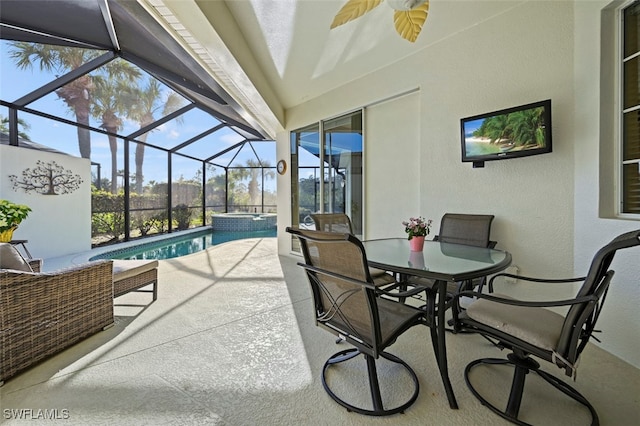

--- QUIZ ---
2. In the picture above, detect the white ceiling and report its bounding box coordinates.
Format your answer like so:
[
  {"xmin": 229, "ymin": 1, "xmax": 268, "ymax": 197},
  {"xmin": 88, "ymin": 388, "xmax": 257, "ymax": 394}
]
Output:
[
  {"xmin": 155, "ymin": 0, "xmax": 526, "ymax": 134},
  {"xmin": 219, "ymin": 0, "xmax": 525, "ymax": 108}
]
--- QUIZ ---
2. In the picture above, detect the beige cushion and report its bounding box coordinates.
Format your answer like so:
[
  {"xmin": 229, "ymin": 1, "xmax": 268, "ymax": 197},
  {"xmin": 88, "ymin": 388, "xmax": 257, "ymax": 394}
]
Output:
[
  {"xmin": 0, "ymin": 242, "xmax": 33, "ymax": 272},
  {"xmin": 112, "ymin": 259, "xmax": 159, "ymax": 282},
  {"xmin": 466, "ymin": 294, "xmax": 565, "ymax": 351}
]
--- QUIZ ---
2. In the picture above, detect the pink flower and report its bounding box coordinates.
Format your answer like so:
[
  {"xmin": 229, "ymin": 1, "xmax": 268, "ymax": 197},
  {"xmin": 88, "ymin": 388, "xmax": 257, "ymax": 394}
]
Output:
[{"xmin": 403, "ymin": 216, "xmax": 432, "ymax": 240}]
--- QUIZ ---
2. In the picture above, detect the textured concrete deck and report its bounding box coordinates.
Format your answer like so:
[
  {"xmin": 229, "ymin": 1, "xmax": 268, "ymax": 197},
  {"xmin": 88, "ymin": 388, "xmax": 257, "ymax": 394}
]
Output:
[{"xmin": 1, "ymin": 237, "xmax": 638, "ymax": 425}]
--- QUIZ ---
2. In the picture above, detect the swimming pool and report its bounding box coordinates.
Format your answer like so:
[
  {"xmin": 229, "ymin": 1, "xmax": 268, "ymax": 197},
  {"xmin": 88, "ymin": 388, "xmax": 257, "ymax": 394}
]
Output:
[{"xmin": 90, "ymin": 228, "xmax": 276, "ymax": 261}]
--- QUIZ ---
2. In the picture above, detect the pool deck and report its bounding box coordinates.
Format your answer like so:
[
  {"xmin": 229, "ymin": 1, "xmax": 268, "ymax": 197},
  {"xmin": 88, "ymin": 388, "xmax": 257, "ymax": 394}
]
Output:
[
  {"xmin": 41, "ymin": 227, "xmax": 218, "ymax": 272},
  {"xmin": 3, "ymin": 237, "xmax": 638, "ymax": 425}
]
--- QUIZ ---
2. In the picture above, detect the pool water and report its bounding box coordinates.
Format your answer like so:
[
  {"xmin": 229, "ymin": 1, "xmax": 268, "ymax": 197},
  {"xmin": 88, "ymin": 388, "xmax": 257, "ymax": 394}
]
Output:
[{"xmin": 91, "ymin": 229, "xmax": 276, "ymax": 260}]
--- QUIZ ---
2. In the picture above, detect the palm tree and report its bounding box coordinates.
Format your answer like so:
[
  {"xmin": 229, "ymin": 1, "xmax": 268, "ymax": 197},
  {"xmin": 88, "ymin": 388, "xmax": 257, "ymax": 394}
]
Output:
[
  {"xmin": 477, "ymin": 114, "xmax": 511, "ymax": 143},
  {"xmin": 229, "ymin": 158, "xmax": 275, "ymax": 211},
  {"xmin": 91, "ymin": 60, "xmax": 141, "ymax": 193},
  {"xmin": 507, "ymin": 108, "xmax": 544, "ymax": 147},
  {"xmin": 128, "ymin": 79, "xmax": 184, "ymax": 194},
  {"xmin": 9, "ymin": 42, "xmax": 99, "ymax": 158},
  {"xmin": 0, "ymin": 115, "xmax": 31, "ymax": 140},
  {"xmin": 92, "ymin": 81, "xmax": 125, "ymax": 194}
]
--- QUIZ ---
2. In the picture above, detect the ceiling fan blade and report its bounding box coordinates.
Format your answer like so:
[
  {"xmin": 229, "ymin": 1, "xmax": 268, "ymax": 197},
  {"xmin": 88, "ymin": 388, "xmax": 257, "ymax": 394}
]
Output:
[
  {"xmin": 330, "ymin": 0, "xmax": 384, "ymax": 29},
  {"xmin": 393, "ymin": 1, "xmax": 429, "ymax": 42}
]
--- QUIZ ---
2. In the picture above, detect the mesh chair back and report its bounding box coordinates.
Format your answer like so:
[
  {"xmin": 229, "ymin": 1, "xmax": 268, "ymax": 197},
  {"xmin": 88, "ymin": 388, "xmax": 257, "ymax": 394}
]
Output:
[
  {"xmin": 310, "ymin": 213, "xmax": 354, "ymax": 234},
  {"xmin": 435, "ymin": 213, "xmax": 495, "ymax": 247},
  {"xmin": 557, "ymin": 229, "xmax": 640, "ymax": 361},
  {"xmin": 290, "ymin": 228, "xmax": 379, "ymax": 350}
]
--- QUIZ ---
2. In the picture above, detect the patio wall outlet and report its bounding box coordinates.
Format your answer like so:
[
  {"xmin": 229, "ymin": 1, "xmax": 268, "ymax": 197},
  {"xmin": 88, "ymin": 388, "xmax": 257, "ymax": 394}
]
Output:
[{"xmin": 504, "ymin": 265, "xmax": 519, "ymax": 284}]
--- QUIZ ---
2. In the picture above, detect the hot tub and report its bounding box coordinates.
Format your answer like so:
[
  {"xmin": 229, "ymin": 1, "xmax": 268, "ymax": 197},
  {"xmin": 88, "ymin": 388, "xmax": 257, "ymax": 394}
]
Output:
[{"xmin": 211, "ymin": 213, "xmax": 277, "ymax": 232}]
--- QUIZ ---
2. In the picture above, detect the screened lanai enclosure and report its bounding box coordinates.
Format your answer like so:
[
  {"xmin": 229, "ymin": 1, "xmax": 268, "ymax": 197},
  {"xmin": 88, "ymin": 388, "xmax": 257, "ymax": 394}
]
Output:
[{"xmin": 0, "ymin": 0, "xmax": 276, "ymax": 246}]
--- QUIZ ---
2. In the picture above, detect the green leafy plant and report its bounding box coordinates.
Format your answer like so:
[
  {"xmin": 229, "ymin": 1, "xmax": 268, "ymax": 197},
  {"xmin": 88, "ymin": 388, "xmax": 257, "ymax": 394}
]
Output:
[
  {"xmin": 402, "ymin": 216, "xmax": 432, "ymax": 240},
  {"xmin": 91, "ymin": 190, "xmax": 125, "ymax": 244},
  {"xmin": 0, "ymin": 199, "xmax": 32, "ymax": 233},
  {"xmin": 132, "ymin": 211, "xmax": 155, "ymax": 236},
  {"xmin": 173, "ymin": 204, "xmax": 192, "ymax": 230}
]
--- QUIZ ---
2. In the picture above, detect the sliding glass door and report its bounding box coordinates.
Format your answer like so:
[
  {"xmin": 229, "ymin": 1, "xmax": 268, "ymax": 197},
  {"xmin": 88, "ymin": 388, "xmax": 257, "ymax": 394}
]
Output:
[
  {"xmin": 290, "ymin": 110, "xmax": 364, "ymax": 250},
  {"xmin": 322, "ymin": 112, "xmax": 363, "ymax": 234}
]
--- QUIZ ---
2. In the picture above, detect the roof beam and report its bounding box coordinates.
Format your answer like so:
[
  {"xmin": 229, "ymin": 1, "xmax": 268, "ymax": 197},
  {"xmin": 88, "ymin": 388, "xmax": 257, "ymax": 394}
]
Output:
[
  {"xmin": 14, "ymin": 51, "xmax": 116, "ymax": 107},
  {"xmin": 170, "ymin": 123, "xmax": 226, "ymax": 153}
]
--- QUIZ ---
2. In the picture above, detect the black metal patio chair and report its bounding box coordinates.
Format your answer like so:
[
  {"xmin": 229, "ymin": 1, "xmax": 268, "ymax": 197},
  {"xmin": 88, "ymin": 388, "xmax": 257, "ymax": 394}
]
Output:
[
  {"xmin": 287, "ymin": 227, "xmax": 430, "ymax": 416},
  {"xmin": 451, "ymin": 229, "xmax": 640, "ymax": 425}
]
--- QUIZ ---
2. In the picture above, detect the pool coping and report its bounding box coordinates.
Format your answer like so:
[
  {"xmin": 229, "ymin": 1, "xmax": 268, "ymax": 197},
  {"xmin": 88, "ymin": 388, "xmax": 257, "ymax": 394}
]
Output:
[
  {"xmin": 88, "ymin": 228, "xmax": 215, "ymax": 260},
  {"xmin": 41, "ymin": 227, "xmax": 227, "ymax": 271}
]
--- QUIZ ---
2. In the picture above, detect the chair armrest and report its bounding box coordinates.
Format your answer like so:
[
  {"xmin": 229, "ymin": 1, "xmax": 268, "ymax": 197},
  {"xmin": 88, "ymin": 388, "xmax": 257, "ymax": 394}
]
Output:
[
  {"xmin": 488, "ymin": 273, "xmax": 586, "ymax": 289},
  {"xmin": 1, "ymin": 260, "xmax": 114, "ymax": 296},
  {"xmin": 298, "ymin": 263, "xmax": 433, "ymax": 302},
  {"xmin": 454, "ymin": 290, "xmax": 597, "ymax": 310},
  {"xmin": 455, "ymin": 269, "xmax": 614, "ymax": 316},
  {"xmin": 297, "ymin": 262, "xmax": 379, "ymax": 291}
]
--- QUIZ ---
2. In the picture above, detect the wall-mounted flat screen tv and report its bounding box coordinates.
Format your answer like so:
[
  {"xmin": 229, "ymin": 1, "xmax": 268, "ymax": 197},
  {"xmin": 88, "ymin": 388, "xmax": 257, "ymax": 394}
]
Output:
[{"xmin": 460, "ymin": 99, "xmax": 552, "ymax": 167}]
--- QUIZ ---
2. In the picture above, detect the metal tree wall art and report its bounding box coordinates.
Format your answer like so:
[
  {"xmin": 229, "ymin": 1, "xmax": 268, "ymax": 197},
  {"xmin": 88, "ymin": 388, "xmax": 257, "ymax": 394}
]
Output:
[{"xmin": 9, "ymin": 160, "xmax": 83, "ymax": 195}]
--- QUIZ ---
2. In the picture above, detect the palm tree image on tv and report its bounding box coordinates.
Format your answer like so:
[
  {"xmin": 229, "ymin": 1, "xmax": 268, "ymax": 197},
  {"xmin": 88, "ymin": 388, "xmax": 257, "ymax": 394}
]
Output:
[{"xmin": 465, "ymin": 106, "xmax": 547, "ymax": 156}]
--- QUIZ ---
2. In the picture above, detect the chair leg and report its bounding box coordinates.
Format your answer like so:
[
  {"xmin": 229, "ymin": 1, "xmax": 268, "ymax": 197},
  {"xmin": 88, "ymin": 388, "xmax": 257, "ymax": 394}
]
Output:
[
  {"xmin": 464, "ymin": 355, "xmax": 600, "ymax": 426},
  {"xmin": 537, "ymin": 369, "xmax": 599, "ymax": 425},
  {"xmin": 321, "ymin": 348, "xmax": 420, "ymax": 416},
  {"xmin": 365, "ymin": 354, "xmax": 383, "ymax": 411},
  {"xmin": 505, "ymin": 357, "xmax": 529, "ymax": 419}
]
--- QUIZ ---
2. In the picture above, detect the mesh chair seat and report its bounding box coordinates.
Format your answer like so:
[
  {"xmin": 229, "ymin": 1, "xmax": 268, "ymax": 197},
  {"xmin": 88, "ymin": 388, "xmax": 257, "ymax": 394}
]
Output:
[{"xmin": 331, "ymin": 296, "xmax": 425, "ymax": 348}]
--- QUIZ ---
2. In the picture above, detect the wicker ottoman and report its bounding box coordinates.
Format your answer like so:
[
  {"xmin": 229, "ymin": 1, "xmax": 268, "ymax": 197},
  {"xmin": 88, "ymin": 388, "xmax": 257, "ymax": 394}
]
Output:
[{"xmin": 112, "ymin": 260, "xmax": 158, "ymax": 300}]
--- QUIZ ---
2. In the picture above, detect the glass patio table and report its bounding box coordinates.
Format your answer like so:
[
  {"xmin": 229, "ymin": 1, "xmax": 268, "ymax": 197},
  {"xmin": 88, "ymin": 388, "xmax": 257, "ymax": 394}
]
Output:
[{"xmin": 361, "ymin": 238, "xmax": 512, "ymax": 409}]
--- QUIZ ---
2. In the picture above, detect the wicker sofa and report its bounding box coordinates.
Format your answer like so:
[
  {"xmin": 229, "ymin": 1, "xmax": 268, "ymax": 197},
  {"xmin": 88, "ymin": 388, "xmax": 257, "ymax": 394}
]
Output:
[{"xmin": 0, "ymin": 247, "xmax": 115, "ymax": 385}]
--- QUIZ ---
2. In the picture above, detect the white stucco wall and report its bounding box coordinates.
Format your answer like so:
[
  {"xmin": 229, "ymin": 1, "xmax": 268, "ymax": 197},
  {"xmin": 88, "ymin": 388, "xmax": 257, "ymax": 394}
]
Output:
[
  {"xmin": 574, "ymin": 0, "xmax": 640, "ymax": 369},
  {"xmin": 277, "ymin": 0, "xmax": 640, "ymax": 368},
  {"xmin": 0, "ymin": 145, "xmax": 91, "ymax": 259},
  {"xmin": 364, "ymin": 91, "xmax": 421, "ymax": 239},
  {"xmin": 418, "ymin": 2, "xmax": 577, "ymax": 307}
]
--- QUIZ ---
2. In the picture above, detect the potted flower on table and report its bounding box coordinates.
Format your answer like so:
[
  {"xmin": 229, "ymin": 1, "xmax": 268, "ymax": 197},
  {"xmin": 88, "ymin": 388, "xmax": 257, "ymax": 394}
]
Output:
[
  {"xmin": 0, "ymin": 199, "xmax": 32, "ymax": 242},
  {"xmin": 402, "ymin": 216, "xmax": 432, "ymax": 251}
]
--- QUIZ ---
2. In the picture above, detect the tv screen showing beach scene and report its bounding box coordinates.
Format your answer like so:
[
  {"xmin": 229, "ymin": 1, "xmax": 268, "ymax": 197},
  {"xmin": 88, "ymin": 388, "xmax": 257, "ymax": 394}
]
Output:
[{"xmin": 460, "ymin": 99, "xmax": 552, "ymax": 164}]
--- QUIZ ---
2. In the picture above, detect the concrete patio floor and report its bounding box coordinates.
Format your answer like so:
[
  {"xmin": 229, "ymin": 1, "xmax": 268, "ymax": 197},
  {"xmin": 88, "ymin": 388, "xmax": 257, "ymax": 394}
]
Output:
[{"xmin": 1, "ymin": 237, "xmax": 638, "ymax": 425}]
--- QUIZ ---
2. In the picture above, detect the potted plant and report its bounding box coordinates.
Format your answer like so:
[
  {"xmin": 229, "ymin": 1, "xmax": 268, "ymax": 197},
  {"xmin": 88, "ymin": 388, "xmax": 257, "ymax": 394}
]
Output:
[
  {"xmin": 0, "ymin": 199, "xmax": 32, "ymax": 242},
  {"xmin": 402, "ymin": 216, "xmax": 432, "ymax": 251}
]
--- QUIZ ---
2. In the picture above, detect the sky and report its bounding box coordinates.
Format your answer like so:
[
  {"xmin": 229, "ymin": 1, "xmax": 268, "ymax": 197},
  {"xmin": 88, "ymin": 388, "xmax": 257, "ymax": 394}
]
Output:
[{"xmin": 0, "ymin": 41, "xmax": 277, "ymax": 190}]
